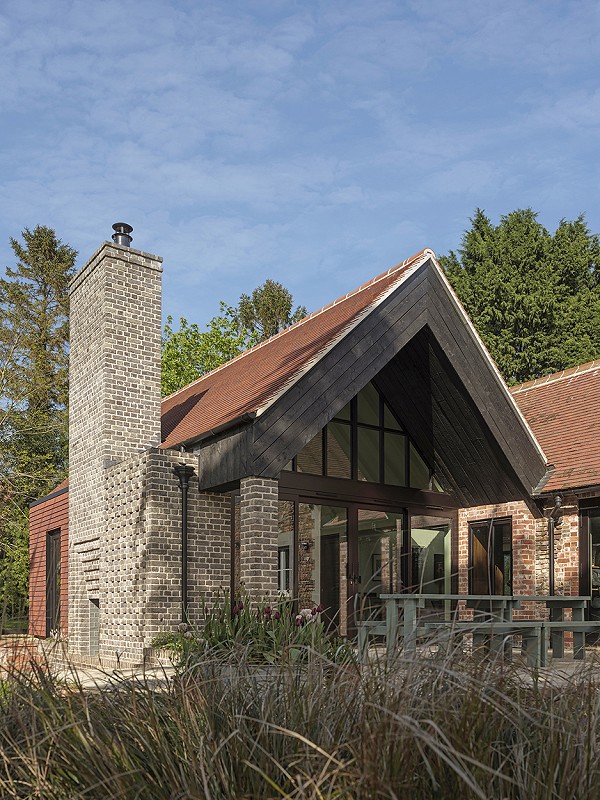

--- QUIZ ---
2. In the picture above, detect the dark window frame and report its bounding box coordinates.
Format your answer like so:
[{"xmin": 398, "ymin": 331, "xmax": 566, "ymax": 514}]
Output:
[
  {"xmin": 468, "ymin": 516, "xmax": 513, "ymax": 596},
  {"xmin": 46, "ymin": 528, "xmax": 61, "ymax": 637},
  {"xmin": 289, "ymin": 382, "xmax": 435, "ymax": 490},
  {"xmin": 579, "ymin": 501, "xmax": 600, "ymax": 602}
]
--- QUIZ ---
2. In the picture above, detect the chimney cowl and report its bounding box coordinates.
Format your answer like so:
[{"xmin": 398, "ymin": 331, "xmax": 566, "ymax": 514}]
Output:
[{"xmin": 112, "ymin": 222, "xmax": 133, "ymax": 247}]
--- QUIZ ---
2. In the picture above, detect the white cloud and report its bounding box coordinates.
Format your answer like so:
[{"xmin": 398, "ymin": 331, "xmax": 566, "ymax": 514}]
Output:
[{"xmin": 1, "ymin": 0, "xmax": 600, "ymax": 325}]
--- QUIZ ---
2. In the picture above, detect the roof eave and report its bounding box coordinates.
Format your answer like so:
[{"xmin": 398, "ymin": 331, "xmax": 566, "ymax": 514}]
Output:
[{"xmin": 162, "ymin": 411, "xmax": 257, "ymax": 451}]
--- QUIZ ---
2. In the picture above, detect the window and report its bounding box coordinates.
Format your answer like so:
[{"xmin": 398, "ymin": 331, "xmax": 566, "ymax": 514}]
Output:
[
  {"xmin": 469, "ymin": 518, "xmax": 512, "ymax": 595},
  {"xmin": 278, "ymin": 501, "xmax": 294, "ymax": 595},
  {"xmin": 286, "ymin": 382, "xmax": 439, "ymax": 489},
  {"xmin": 46, "ymin": 529, "xmax": 61, "ymax": 637}
]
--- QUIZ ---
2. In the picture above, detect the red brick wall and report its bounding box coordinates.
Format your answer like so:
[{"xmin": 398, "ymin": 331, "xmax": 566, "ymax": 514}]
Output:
[
  {"xmin": 29, "ymin": 488, "xmax": 69, "ymax": 637},
  {"xmin": 459, "ymin": 501, "xmax": 545, "ymax": 620},
  {"xmin": 458, "ymin": 496, "xmax": 590, "ymax": 621}
]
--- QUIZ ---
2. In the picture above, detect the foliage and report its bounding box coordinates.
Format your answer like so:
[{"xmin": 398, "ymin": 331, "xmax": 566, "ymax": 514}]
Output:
[
  {"xmin": 238, "ymin": 278, "xmax": 307, "ymax": 342},
  {"xmin": 0, "ymin": 517, "xmax": 29, "ymax": 629},
  {"xmin": 441, "ymin": 209, "xmax": 600, "ymax": 384},
  {"xmin": 161, "ymin": 303, "xmax": 257, "ymax": 396},
  {"xmin": 161, "ymin": 279, "xmax": 307, "ymax": 395},
  {"xmin": 0, "ymin": 226, "xmax": 75, "ymax": 622},
  {"xmin": 3, "ymin": 647, "xmax": 600, "ymax": 797},
  {"xmin": 152, "ymin": 591, "xmax": 354, "ymax": 665}
]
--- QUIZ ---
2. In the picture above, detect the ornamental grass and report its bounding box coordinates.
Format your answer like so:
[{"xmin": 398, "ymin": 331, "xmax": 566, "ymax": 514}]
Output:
[{"xmin": 1, "ymin": 643, "xmax": 600, "ymax": 799}]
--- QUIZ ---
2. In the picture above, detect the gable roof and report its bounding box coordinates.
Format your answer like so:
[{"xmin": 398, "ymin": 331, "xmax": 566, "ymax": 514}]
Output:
[
  {"xmin": 162, "ymin": 249, "xmax": 548, "ymax": 502},
  {"xmin": 161, "ymin": 249, "xmax": 431, "ymax": 448},
  {"xmin": 39, "ymin": 247, "xmax": 553, "ymax": 506},
  {"xmin": 511, "ymin": 360, "xmax": 600, "ymax": 493}
]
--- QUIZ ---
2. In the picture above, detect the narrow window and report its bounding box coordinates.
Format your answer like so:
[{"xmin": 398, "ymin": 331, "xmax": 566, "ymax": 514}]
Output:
[
  {"xmin": 46, "ymin": 529, "xmax": 61, "ymax": 637},
  {"xmin": 469, "ymin": 518, "xmax": 512, "ymax": 595}
]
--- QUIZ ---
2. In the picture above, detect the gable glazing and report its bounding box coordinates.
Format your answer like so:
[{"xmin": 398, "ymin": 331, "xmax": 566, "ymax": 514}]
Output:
[{"xmin": 283, "ymin": 382, "xmax": 441, "ymax": 491}]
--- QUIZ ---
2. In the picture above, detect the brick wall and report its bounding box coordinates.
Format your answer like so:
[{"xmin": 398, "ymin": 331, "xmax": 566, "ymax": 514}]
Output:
[
  {"xmin": 69, "ymin": 241, "xmax": 163, "ymax": 656},
  {"xmin": 540, "ymin": 494, "xmax": 580, "ymax": 597},
  {"xmin": 239, "ymin": 477, "xmax": 279, "ymax": 598},
  {"xmin": 100, "ymin": 449, "xmax": 230, "ymax": 665},
  {"xmin": 458, "ymin": 496, "xmax": 589, "ymax": 621},
  {"xmin": 29, "ymin": 488, "xmax": 69, "ymax": 637}
]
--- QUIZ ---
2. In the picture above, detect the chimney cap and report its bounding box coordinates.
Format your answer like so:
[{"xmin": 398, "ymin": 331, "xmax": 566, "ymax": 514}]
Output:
[{"xmin": 112, "ymin": 222, "xmax": 133, "ymax": 247}]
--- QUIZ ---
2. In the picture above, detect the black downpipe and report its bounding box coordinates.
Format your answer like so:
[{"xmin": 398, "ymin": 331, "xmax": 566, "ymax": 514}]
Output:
[
  {"xmin": 548, "ymin": 517, "xmax": 555, "ymax": 596},
  {"xmin": 548, "ymin": 494, "xmax": 562, "ymax": 596},
  {"xmin": 174, "ymin": 464, "xmax": 196, "ymax": 623}
]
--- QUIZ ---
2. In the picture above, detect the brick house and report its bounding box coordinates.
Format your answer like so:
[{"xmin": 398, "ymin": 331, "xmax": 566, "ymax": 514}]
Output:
[
  {"xmin": 457, "ymin": 362, "xmax": 600, "ymax": 621},
  {"xmin": 28, "ymin": 226, "xmax": 598, "ymax": 666}
]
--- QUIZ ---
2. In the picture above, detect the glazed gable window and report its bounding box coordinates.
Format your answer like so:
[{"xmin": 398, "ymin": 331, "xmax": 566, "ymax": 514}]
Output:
[{"xmin": 286, "ymin": 382, "xmax": 438, "ymax": 490}]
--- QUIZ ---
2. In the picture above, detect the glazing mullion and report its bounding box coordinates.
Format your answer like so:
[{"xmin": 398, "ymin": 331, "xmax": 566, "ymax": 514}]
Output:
[{"xmin": 351, "ymin": 396, "xmax": 358, "ymax": 481}]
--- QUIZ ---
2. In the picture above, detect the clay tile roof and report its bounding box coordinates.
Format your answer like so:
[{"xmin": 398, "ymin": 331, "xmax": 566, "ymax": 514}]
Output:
[
  {"xmin": 160, "ymin": 249, "xmax": 432, "ymax": 448},
  {"xmin": 511, "ymin": 360, "xmax": 600, "ymax": 493}
]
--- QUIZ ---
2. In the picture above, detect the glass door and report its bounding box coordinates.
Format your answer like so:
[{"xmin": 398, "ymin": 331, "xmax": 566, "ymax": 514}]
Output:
[
  {"xmin": 295, "ymin": 502, "xmax": 404, "ymax": 636},
  {"xmin": 347, "ymin": 509, "xmax": 404, "ymax": 627},
  {"xmin": 410, "ymin": 514, "xmax": 453, "ymax": 617},
  {"xmin": 297, "ymin": 503, "xmax": 347, "ymax": 630}
]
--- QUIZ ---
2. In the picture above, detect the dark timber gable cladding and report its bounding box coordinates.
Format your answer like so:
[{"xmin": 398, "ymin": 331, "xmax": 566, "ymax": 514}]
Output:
[{"xmin": 192, "ymin": 253, "xmax": 549, "ymax": 503}]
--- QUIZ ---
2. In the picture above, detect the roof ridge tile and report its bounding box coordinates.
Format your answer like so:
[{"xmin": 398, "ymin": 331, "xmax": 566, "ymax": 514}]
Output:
[{"xmin": 511, "ymin": 359, "xmax": 600, "ymax": 394}]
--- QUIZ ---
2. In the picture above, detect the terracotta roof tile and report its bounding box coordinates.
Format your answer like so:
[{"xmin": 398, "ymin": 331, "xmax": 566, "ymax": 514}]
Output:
[
  {"xmin": 511, "ymin": 360, "xmax": 600, "ymax": 492},
  {"xmin": 160, "ymin": 249, "xmax": 432, "ymax": 448}
]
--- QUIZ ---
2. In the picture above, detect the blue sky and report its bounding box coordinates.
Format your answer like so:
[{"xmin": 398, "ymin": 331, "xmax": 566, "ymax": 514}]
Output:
[{"xmin": 1, "ymin": 0, "xmax": 600, "ymax": 325}]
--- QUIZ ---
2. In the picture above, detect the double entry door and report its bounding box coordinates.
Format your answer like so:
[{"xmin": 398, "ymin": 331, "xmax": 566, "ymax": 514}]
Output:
[{"xmin": 278, "ymin": 498, "xmax": 454, "ymax": 635}]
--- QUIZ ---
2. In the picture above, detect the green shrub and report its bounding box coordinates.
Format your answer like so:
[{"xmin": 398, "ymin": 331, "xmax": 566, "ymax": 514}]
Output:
[{"xmin": 152, "ymin": 591, "xmax": 354, "ymax": 666}]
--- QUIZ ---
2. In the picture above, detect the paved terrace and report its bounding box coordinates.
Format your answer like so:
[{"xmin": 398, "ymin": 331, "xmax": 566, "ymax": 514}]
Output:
[{"xmin": 3, "ymin": 634, "xmax": 600, "ymax": 691}]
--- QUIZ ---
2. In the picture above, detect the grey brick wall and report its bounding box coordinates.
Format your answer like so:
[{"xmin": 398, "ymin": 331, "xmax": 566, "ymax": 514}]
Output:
[
  {"xmin": 100, "ymin": 449, "xmax": 231, "ymax": 664},
  {"xmin": 68, "ymin": 242, "xmax": 162, "ymax": 657},
  {"xmin": 239, "ymin": 476, "xmax": 279, "ymax": 599}
]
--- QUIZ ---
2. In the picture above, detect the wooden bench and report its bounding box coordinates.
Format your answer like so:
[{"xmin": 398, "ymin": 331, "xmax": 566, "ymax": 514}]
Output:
[
  {"xmin": 543, "ymin": 621, "xmax": 600, "ymax": 659},
  {"xmin": 357, "ymin": 620, "xmax": 387, "ymax": 662},
  {"xmin": 420, "ymin": 621, "xmax": 546, "ymax": 667}
]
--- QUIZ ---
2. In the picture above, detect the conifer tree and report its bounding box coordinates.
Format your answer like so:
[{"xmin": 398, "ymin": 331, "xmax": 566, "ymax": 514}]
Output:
[
  {"xmin": 441, "ymin": 210, "xmax": 600, "ymax": 384},
  {"xmin": 0, "ymin": 226, "xmax": 76, "ymax": 624}
]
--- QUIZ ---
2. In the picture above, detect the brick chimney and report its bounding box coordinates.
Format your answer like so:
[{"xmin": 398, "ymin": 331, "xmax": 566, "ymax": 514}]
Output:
[{"xmin": 68, "ymin": 227, "xmax": 163, "ymax": 656}]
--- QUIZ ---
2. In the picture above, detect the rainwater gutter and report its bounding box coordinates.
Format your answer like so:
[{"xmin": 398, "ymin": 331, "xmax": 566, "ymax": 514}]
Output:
[
  {"xmin": 548, "ymin": 494, "xmax": 562, "ymax": 596},
  {"xmin": 174, "ymin": 463, "xmax": 196, "ymax": 623}
]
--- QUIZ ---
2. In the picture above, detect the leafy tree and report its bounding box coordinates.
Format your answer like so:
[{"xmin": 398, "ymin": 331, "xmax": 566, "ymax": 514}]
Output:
[
  {"xmin": 441, "ymin": 209, "xmax": 600, "ymax": 384},
  {"xmin": 238, "ymin": 279, "xmax": 307, "ymax": 342},
  {"xmin": 0, "ymin": 226, "xmax": 76, "ymax": 623},
  {"xmin": 161, "ymin": 303, "xmax": 258, "ymax": 396},
  {"xmin": 161, "ymin": 280, "xmax": 307, "ymax": 396}
]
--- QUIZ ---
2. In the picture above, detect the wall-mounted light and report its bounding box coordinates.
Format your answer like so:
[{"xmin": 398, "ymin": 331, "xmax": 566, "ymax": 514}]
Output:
[{"xmin": 301, "ymin": 541, "xmax": 310, "ymax": 551}]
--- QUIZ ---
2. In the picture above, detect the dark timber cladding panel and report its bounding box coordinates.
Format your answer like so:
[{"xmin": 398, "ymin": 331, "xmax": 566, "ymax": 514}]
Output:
[
  {"xmin": 375, "ymin": 329, "xmax": 527, "ymax": 506},
  {"xmin": 426, "ymin": 337, "xmax": 524, "ymax": 503},
  {"xmin": 426, "ymin": 268, "xmax": 547, "ymax": 493},
  {"xmin": 251, "ymin": 269, "xmax": 430, "ymax": 476},
  {"xmin": 198, "ymin": 425, "xmax": 253, "ymax": 490},
  {"xmin": 373, "ymin": 333, "xmax": 475, "ymax": 505}
]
